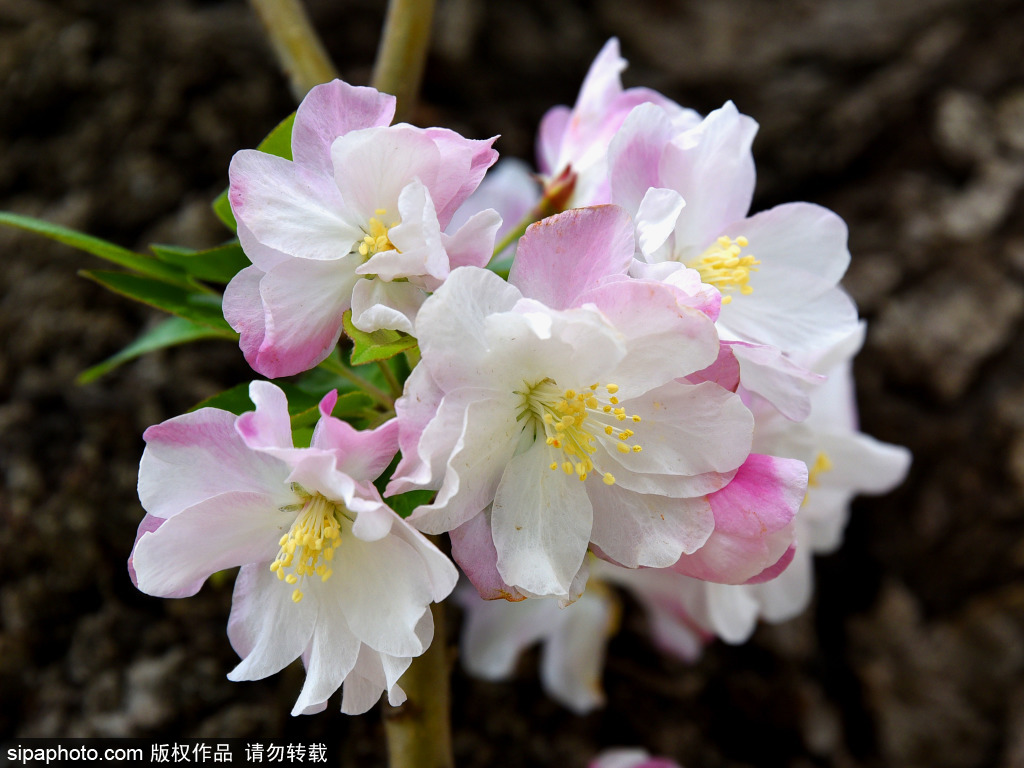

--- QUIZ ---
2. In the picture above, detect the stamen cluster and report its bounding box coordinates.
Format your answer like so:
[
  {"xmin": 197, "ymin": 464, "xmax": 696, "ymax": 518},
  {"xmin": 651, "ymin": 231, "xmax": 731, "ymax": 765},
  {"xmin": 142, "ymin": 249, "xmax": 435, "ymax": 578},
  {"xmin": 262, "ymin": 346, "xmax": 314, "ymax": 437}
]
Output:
[
  {"xmin": 269, "ymin": 493, "xmax": 344, "ymax": 603},
  {"xmin": 357, "ymin": 208, "xmax": 397, "ymax": 258},
  {"xmin": 520, "ymin": 379, "xmax": 642, "ymax": 486},
  {"xmin": 688, "ymin": 235, "xmax": 758, "ymax": 304}
]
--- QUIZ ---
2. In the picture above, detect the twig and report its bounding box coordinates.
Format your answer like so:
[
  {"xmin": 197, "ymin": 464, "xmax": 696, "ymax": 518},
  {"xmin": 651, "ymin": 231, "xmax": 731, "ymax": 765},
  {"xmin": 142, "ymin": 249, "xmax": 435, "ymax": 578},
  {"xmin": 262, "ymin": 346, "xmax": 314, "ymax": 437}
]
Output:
[
  {"xmin": 248, "ymin": 0, "xmax": 339, "ymax": 101},
  {"xmin": 371, "ymin": 0, "xmax": 437, "ymax": 123}
]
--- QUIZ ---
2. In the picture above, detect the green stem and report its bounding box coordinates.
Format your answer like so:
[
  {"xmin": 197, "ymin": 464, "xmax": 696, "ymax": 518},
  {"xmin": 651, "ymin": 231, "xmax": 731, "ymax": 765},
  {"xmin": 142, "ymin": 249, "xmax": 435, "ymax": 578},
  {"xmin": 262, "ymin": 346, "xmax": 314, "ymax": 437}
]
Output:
[
  {"xmin": 317, "ymin": 353, "xmax": 394, "ymax": 409},
  {"xmin": 383, "ymin": 601, "xmax": 454, "ymax": 768},
  {"xmin": 248, "ymin": 0, "xmax": 339, "ymax": 100},
  {"xmin": 371, "ymin": 0, "xmax": 437, "ymax": 123},
  {"xmin": 377, "ymin": 360, "xmax": 404, "ymax": 399}
]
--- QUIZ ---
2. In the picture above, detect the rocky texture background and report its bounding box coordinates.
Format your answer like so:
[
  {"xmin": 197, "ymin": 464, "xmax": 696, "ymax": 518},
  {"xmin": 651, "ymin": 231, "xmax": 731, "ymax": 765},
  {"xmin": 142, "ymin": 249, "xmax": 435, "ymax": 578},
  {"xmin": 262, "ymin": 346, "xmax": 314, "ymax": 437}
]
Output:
[{"xmin": 3, "ymin": 1, "xmax": 1024, "ymax": 766}]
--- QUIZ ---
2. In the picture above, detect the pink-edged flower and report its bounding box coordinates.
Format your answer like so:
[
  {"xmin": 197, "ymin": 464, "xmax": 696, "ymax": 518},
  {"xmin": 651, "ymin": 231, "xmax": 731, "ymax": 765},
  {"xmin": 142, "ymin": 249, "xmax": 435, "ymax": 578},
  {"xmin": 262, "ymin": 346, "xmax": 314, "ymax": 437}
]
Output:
[
  {"xmin": 608, "ymin": 100, "xmax": 859, "ymax": 358},
  {"xmin": 456, "ymin": 578, "xmax": 618, "ymax": 713},
  {"xmin": 224, "ymin": 79, "xmax": 501, "ymax": 378},
  {"xmin": 388, "ymin": 207, "xmax": 807, "ymax": 600},
  {"xmin": 606, "ymin": 330, "xmax": 912, "ymax": 651},
  {"xmin": 537, "ymin": 38, "xmax": 700, "ymax": 207},
  {"xmin": 129, "ymin": 381, "xmax": 457, "ymax": 715},
  {"xmin": 387, "ymin": 263, "xmax": 751, "ymax": 599},
  {"xmin": 589, "ymin": 749, "xmax": 683, "ymax": 768}
]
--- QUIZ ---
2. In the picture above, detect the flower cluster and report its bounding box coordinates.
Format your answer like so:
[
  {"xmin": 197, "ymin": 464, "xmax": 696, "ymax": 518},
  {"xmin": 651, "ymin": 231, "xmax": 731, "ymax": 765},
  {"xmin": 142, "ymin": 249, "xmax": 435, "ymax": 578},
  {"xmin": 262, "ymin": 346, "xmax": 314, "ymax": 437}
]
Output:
[{"xmin": 129, "ymin": 38, "xmax": 909, "ymax": 715}]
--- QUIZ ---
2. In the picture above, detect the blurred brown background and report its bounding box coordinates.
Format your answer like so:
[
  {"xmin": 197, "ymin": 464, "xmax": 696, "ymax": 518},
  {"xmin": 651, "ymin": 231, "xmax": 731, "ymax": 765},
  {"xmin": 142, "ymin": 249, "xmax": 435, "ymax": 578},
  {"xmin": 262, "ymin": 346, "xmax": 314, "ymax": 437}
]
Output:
[{"xmin": 2, "ymin": 1, "xmax": 1024, "ymax": 765}]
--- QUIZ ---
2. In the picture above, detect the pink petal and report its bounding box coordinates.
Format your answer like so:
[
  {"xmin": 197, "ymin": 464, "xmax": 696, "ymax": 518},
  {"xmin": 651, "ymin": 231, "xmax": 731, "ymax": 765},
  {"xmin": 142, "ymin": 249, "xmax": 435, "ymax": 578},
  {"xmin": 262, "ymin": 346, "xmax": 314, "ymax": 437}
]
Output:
[
  {"xmin": 236, "ymin": 380, "xmax": 294, "ymax": 450},
  {"xmin": 509, "ymin": 205, "xmax": 635, "ymax": 309},
  {"xmin": 229, "ymin": 149, "xmax": 362, "ymax": 260},
  {"xmin": 450, "ymin": 509, "xmax": 528, "ymax": 602},
  {"xmin": 139, "ymin": 408, "xmax": 292, "ymax": 518},
  {"xmin": 421, "ymin": 128, "xmax": 499, "ymax": 225},
  {"xmin": 536, "ymin": 105, "xmax": 571, "ymax": 175},
  {"xmin": 686, "ymin": 343, "xmax": 741, "ymax": 391},
  {"xmin": 223, "ymin": 265, "xmax": 268, "ymax": 373},
  {"xmin": 291, "ymin": 80, "xmax": 395, "ymax": 170},
  {"xmin": 255, "ymin": 254, "xmax": 360, "ymax": 378},
  {"xmin": 312, "ymin": 411, "xmax": 400, "ymax": 482},
  {"xmin": 608, "ymin": 103, "xmax": 678, "ymax": 217},
  {"xmin": 671, "ymin": 454, "xmax": 806, "ymax": 584}
]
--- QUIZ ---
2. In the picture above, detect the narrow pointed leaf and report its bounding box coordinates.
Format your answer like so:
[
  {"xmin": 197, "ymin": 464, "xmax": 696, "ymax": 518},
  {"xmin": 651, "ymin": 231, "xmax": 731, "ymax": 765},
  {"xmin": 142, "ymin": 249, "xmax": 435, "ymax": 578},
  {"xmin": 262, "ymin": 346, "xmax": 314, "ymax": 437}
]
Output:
[
  {"xmin": 0, "ymin": 211, "xmax": 191, "ymax": 286},
  {"xmin": 77, "ymin": 316, "xmax": 230, "ymax": 384},
  {"xmin": 79, "ymin": 270, "xmax": 236, "ymax": 334},
  {"xmin": 150, "ymin": 241, "xmax": 251, "ymax": 284}
]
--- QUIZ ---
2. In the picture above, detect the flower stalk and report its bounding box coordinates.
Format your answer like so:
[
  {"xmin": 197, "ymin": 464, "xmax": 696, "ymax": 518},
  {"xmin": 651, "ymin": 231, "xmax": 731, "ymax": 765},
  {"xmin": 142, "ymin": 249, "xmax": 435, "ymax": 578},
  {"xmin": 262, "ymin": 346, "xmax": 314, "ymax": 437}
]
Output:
[{"xmin": 383, "ymin": 601, "xmax": 454, "ymax": 768}]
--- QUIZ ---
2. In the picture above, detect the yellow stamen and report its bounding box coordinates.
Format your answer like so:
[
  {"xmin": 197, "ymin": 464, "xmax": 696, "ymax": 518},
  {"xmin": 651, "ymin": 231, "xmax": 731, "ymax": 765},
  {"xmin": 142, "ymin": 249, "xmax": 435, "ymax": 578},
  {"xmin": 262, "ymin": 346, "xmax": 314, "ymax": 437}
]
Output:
[
  {"xmin": 269, "ymin": 493, "xmax": 347, "ymax": 604},
  {"xmin": 356, "ymin": 210, "xmax": 399, "ymax": 259},
  {"xmin": 517, "ymin": 378, "xmax": 644, "ymax": 487},
  {"xmin": 687, "ymin": 234, "xmax": 758, "ymax": 303}
]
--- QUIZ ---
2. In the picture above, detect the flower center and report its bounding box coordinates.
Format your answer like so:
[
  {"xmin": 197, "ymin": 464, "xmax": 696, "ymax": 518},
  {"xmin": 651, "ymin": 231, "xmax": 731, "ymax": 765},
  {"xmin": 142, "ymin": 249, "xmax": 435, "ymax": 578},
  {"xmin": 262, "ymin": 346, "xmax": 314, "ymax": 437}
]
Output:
[
  {"xmin": 357, "ymin": 208, "xmax": 399, "ymax": 258},
  {"xmin": 270, "ymin": 492, "xmax": 347, "ymax": 604},
  {"xmin": 518, "ymin": 378, "xmax": 643, "ymax": 485},
  {"xmin": 686, "ymin": 235, "xmax": 759, "ymax": 304}
]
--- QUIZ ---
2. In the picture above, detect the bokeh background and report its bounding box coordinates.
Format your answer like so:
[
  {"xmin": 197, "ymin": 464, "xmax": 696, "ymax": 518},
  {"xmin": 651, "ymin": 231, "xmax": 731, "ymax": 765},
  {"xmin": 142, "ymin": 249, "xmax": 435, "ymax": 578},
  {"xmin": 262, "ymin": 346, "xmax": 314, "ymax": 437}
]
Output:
[{"xmin": 3, "ymin": 1, "xmax": 1024, "ymax": 765}]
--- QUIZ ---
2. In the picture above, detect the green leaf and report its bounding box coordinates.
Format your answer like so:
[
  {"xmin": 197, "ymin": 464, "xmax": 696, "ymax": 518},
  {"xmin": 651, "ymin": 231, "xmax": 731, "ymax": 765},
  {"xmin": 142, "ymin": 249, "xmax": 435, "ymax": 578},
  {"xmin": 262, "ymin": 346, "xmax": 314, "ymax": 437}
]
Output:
[
  {"xmin": 0, "ymin": 211, "xmax": 192, "ymax": 287},
  {"xmin": 212, "ymin": 190, "xmax": 236, "ymax": 233},
  {"xmin": 257, "ymin": 112, "xmax": 296, "ymax": 161},
  {"xmin": 80, "ymin": 270, "xmax": 237, "ymax": 335},
  {"xmin": 77, "ymin": 316, "xmax": 229, "ymax": 384},
  {"xmin": 386, "ymin": 489, "xmax": 435, "ymax": 519},
  {"xmin": 342, "ymin": 310, "xmax": 418, "ymax": 365},
  {"xmin": 190, "ymin": 382, "xmax": 254, "ymax": 415},
  {"xmin": 150, "ymin": 241, "xmax": 251, "ymax": 284},
  {"xmin": 210, "ymin": 112, "xmax": 296, "ymax": 234}
]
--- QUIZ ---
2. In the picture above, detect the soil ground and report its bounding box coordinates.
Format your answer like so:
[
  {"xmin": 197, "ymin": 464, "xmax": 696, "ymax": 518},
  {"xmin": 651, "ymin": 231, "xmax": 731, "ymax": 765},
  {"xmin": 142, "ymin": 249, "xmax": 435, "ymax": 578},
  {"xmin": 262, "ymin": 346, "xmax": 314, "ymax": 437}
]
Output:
[{"xmin": 3, "ymin": 1, "xmax": 1024, "ymax": 766}]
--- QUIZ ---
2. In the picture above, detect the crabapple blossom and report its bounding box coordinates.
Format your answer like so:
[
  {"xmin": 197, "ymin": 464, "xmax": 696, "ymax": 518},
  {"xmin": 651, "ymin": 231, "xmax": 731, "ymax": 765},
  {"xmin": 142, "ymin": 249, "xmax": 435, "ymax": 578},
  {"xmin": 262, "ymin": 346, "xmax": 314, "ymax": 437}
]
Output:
[
  {"xmin": 388, "ymin": 206, "xmax": 807, "ymax": 600},
  {"xmin": 537, "ymin": 37, "xmax": 700, "ymax": 207},
  {"xmin": 613, "ymin": 331, "xmax": 912, "ymax": 651},
  {"xmin": 224, "ymin": 78, "xmax": 501, "ymax": 378},
  {"xmin": 608, "ymin": 100, "xmax": 860, "ymax": 358},
  {"xmin": 129, "ymin": 381, "xmax": 457, "ymax": 715}
]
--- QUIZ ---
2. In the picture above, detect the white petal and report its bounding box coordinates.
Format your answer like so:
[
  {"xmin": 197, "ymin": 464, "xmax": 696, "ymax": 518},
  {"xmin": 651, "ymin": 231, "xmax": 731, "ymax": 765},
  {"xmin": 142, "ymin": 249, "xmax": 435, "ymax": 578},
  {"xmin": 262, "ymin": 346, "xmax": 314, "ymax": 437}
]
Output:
[
  {"xmin": 635, "ymin": 187, "xmax": 686, "ymax": 259},
  {"xmin": 590, "ymin": 486, "xmax": 714, "ymax": 568},
  {"xmin": 133, "ymin": 491, "xmax": 286, "ymax": 597},
  {"xmin": 227, "ymin": 563, "xmax": 318, "ymax": 681},
  {"xmin": 290, "ymin": 591, "xmax": 361, "ymax": 715},
  {"xmin": 492, "ymin": 443, "xmax": 594, "ymax": 597},
  {"xmin": 332, "ymin": 529, "xmax": 433, "ymax": 657}
]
